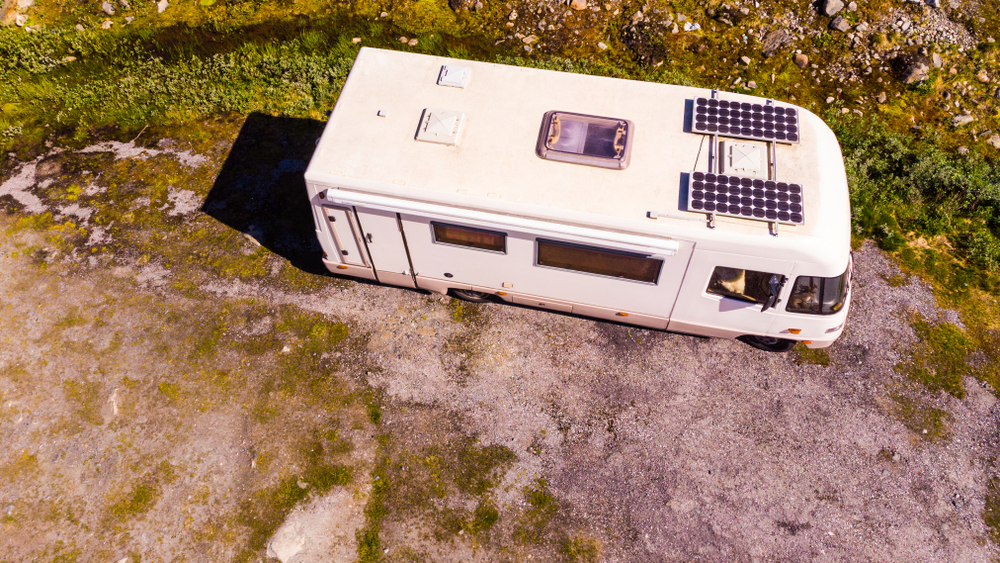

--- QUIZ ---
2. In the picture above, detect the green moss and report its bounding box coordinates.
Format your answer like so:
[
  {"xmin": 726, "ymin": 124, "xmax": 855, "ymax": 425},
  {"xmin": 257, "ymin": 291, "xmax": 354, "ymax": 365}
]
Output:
[
  {"xmin": 984, "ymin": 477, "xmax": 1000, "ymax": 544},
  {"xmin": 0, "ymin": 450, "xmax": 39, "ymax": 483},
  {"xmin": 105, "ymin": 461, "xmax": 176, "ymax": 525},
  {"xmin": 896, "ymin": 315, "xmax": 972, "ymax": 399},
  {"xmin": 56, "ymin": 307, "xmax": 88, "ymax": 329},
  {"xmin": 792, "ymin": 343, "xmax": 831, "ymax": 367},
  {"xmin": 561, "ymin": 535, "xmax": 601, "ymax": 563},
  {"xmin": 890, "ymin": 394, "xmax": 951, "ymax": 441},
  {"xmin": 514, "ymin": 478, "xmax": 558, "ymax": 544},
  {"xmin": 62, "ymin": 379, "xmax": 103, "ymax": 426},
  {"xmin": 157, "ymin": 382, "xmax": 181, "ymax": 402}
]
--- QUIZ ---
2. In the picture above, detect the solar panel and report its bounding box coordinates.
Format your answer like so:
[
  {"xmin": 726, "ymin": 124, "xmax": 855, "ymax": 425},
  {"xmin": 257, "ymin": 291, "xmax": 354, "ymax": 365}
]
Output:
[
  {"xmin": 692, "ymin": 98, "xmax": 800, "ymax": 144},
  {"xmin": 686, "ymin": 171, "xmax": 804, "ymax": 225}
]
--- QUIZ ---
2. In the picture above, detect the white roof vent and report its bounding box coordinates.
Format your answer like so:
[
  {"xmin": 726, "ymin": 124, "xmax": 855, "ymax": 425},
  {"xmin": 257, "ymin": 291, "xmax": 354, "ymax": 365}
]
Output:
[
  {"xmin": 722, "ymin": 142, "xmax": 765, "ymax": 176},
  {"xmin": 437, "ymin": 65, "xmax": 471, "ymax": 88},
  {"xmin": 415, "ymin": 108, "xmax": 466, "ymax": 146}
]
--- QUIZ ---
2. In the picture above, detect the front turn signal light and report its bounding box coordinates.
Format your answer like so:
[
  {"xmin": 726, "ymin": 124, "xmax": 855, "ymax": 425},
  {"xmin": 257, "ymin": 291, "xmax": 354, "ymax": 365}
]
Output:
[{"xmin": 787, "ymin": 328, "xmax": 801, "ymax": 334}]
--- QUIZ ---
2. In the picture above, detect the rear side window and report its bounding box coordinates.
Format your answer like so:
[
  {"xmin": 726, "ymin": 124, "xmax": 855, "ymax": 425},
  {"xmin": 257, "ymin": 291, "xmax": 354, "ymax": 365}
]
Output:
[
  {"xmin": 432, "ymin": 222, "xmax": 506, "ymax": 253},
  {"xmin": 786, "ymin": 267, "xmax": 850, "ymax": 315},
  {"xmin": 707, "ymin": 267, "xmax": 780, "ymax": 304},
  {"xmin": 536, "ymin": 239, "xmax": 662, "ymax": 283}
]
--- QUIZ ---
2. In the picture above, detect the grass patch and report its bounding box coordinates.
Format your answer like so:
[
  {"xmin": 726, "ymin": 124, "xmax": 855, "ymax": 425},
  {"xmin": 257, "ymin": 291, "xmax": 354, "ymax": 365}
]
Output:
[
  {"xmin": 896, "ymin": 314, "xmax": 973, "ymax": 399},
  {"xmin": 792, "ymin": 343, "xmax": 831, "ymax": 366},
  {"xmin": 62, "ymin": 379, "xmax": 103, "ymax": 427},
  {"xmin": 104, "ymin": 461, "xmax": 176, "ymax": 526},
  {"xmin": 561, "ymin": 535, "xmax": 601, "ymax": 563},
  {"xmin": 0, "ymin": 450, "xmax": 39, "ymax": 483},
  {"xmin": 236, "ymin": 463, "xmax": 352, "ymax": 562},
  {"xmin": 514, "ymin": 478, "xmax": 559, "ymax": 545},
  {"xmin": 890, "ymin": 394, "xmax": 951, "ymax": 441},
  {"xmin": 984, "ymin": 477, "xmax": 1000, "ymax": 544}
]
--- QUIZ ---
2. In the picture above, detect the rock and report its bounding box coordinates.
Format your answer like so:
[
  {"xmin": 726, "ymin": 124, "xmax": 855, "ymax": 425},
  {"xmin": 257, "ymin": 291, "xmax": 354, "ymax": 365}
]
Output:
[
  {"xmin": 855, "ymin": 22, "xmax": 868, "ymax": 33},
  {"xmin": 522, "ymin": 35, "xmax": 537, "ymax": 44},
  {"xmin": 953, "ymin": 115, "xmax": 975, "ymax": 127},
  {"xmin": 15, "ymin": 14, "xmax": 26, "ymax": 26},
  {"xmin": 893, "ymin": 52, "xmax": 931, "ymax": 84},
  {"xmin": 508, "ymin": 9, "xmax": 517, "ymax": 20},
  {"xmin": 822, "ymin": 0, "xmax": 844, "ymax": 17},
  {"xmin": 747, "ymin": 80, "xmax": 757, "ymax": 89},
  {"xmin": 597, "ymin": 41, "xmax": 608, "ymax": 50},
  {"xmin": 958, "ymin": 146, "xmax": 969, "ymax": 154},
  {"xmin": 683, "ymin": 22, "xmax": 701, "ymax": 32},
  {"xmin": 932, "ymin": 53, "xmax": 942, "ymax": 68},
  {"xmin": 352, "ymin": 37, "xmax": 361, "ymax": 44},
  {"xmin": 826, "ymin": 96, "xmax": 835, "ymax": 103},
  {"xmin": 830, "ymin": 16, "xmax": 850, "ymax": 32},
  {"xmin": 101, "ymin": 19, "xmax": 113, "ymax": 29},
  {"xmin": 570, "ymin": 0, "xmax": 587, "ymax": 10},
  {"xmin": 928, "ymin": 0, "xmax": 940, "ymax": 7},
  {"xmin": 762, "ymin": 29, "xmax": 789, "ymax": 57},
  {"xmin": 75, "ymin": 23, "xmax": 84, "ymax": 31},
  {"xmin": 677, "ymin": 14, "xmax": 687, "ymax": 22},
  {"xmin": 407, "ymin": 38, "xmax": 418, "ymax": 46},
  {"xmin": 877, "ymin": 91, "xmax": 887, "ymax": 103},
  {"xmin": 399, "ymin": 36, "xmax": 408, "ymax": 43},
  {"xmin": 740, "ymin": 56, "xmax": 751, "ymax": 65},
  {"xmin": 847, "ymin": 1, "xmax": 857, "ymax": 10},
  {"xmin": 156, "ymin": 0, "xmax": 168, "ymax": 12},
  {"xmin": 794, "ymin": 53, "xmax": 809, "ymax": 69},
  {"xmin": 448, "ymin": 0, "xmax": 476, "ymax": 11},
  {"xmin": 977, "ymin": 70, "xmax": 990, "ymax": 83},
  {"xmin": 671, "ymin": 23, "xmax": 678, "ymax": 33},
  {"xmin": 988, "ymin": 134, "xmax": 1000, "ymax": 149},
  {"xmin": 124, "ymin": 15, "xmax": 132, "ymax": 22},
  {"xmin": 101, "ymin": 1, "xmax": 114, "ymax": 15},
  {"xmin": 119, "ymin": 0, "xmax": 130, "ymax": 8},
  {"xmin": 630, "ymin": 11, "xmax": 644, "ymax": 25}
]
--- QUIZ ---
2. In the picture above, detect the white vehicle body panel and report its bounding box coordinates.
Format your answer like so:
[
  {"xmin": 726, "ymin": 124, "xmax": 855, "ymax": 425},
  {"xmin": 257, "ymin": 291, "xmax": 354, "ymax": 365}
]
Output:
[{"xmin": 304, "ymin": 48, "xmax": 853, "ymax": 348}]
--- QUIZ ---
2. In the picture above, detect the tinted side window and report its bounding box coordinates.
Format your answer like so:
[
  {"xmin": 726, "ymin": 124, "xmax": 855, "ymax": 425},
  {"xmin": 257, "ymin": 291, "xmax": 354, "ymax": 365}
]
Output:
[
  {"xmin": 432, "ymin": 222, "xmax": 506, "ymax": 253},
  {"xmin": 536, "ymin": 239, "xmax": 662, "ymax": 284},
  {"xmin": 707, "ymin": 267, "xmax": 780, "ymax": 304}
]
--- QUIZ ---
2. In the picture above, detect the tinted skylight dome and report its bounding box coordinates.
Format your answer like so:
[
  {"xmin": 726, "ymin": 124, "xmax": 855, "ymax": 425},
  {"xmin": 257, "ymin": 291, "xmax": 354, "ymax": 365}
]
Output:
[{"xmin": 536, "ymin": 111, "xmax": 633, "ymax": 170}]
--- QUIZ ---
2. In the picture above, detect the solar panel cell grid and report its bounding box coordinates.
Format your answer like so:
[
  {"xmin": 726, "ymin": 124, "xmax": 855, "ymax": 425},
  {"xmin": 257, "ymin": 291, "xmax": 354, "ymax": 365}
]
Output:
[
  {"xmin": 689, "ymin": 171, "xmax": 804, "ymax": 225},
  {"xmin": 692, "ymin": 97, "xmax": 799, "ymax": 143}
]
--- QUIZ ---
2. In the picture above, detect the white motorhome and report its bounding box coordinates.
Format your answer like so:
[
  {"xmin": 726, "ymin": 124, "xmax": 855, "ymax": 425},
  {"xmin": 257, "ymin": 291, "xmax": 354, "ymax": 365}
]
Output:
[{"xmin": 304, "ymin": 48, "xmax": 852, "ymax": 351}]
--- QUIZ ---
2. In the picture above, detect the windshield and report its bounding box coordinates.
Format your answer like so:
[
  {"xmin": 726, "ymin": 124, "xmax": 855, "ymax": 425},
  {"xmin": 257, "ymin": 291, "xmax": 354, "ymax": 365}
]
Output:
[{"xmin": 785, "ymin": 265, "xmax": 851, "ymax": 315}]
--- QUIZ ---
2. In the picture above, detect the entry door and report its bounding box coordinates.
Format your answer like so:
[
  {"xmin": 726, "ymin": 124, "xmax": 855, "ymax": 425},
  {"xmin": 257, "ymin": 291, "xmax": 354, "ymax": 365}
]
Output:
[
  {"xmin": 353, "ymin": 208, "xmax": 417, "ymax": 289},
  {"xmin": 323, "ymin": 205, "xmax": 367, "ymax": 266}
]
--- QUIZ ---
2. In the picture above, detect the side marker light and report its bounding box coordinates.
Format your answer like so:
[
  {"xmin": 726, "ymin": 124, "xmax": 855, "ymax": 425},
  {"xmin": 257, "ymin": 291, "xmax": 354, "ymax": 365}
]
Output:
[{"xmin": 788, "ymin": 328, "xmax": 801, "ymax": 334}]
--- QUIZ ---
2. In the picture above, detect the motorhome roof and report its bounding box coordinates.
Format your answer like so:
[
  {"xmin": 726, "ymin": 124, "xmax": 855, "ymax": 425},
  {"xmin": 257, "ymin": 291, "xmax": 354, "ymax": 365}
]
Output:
[{"xmin": 306, "ymin": 48, "xmax": 851, "ymax": 266}]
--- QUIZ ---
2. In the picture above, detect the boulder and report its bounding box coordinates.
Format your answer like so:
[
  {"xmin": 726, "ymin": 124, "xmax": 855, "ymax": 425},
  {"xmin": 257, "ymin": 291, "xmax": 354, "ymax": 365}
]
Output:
[
  {"xmin": 988, "ymin": 134, "xmax": 1000, "ymax": 149},
  {"xmin": 762, "ymin": 29, "xmax": 790, "ymax": 57},
  {"xmin": 793, "ymin": 53, "xmax": 809, "ymax": 69},
  {"xmin": 822, "ymin": 0, "xmax": 844, "ymax": 17},
  {"xmin": 952, "ymin": 115, "xmax": 975, "ymax": 127},
  {"xmin": 893, "ymin": 52, "xmax": 931, "ymax": 84},
  {"xmin": 830, "ymin": 16, "xmax": 850, "ymax": 32},
  {"xmin": 570, "ymin": 0, "xmax": 587, "ymax": 10}
]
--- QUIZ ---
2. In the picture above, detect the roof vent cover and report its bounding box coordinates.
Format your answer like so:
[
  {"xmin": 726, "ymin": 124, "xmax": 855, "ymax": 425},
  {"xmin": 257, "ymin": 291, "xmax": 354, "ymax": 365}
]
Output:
[
  {"xmin": 437, "ymin": 65, "xmax": 471, "ymax": 88},
  {"xmin": 415, "ymin": 108, "xmax": 466, "ymax": 146}
]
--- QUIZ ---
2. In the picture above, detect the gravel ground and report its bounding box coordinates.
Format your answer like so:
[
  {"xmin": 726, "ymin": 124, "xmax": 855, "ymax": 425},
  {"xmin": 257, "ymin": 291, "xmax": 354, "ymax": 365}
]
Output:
[{"xmin": 0, "ymin": 139, "xmax": 998, "ymax": 562}]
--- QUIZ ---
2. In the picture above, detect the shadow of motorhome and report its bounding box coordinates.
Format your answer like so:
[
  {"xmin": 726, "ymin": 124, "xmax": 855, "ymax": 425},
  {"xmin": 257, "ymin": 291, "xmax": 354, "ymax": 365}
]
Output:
[{"xmin": 203, "ymin": 112, "xmax": 331, "ymax": 277}]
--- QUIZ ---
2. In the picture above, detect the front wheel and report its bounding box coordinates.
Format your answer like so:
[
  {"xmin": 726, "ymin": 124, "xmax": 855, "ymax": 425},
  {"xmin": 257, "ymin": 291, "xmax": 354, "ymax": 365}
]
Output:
[
  {"xmin": 737, "ymin": 335, "xmax": 796, "ymax": 353},
  {"xmin": 449, "ymin": 289, "xmax": 494, "ymax": 303}
]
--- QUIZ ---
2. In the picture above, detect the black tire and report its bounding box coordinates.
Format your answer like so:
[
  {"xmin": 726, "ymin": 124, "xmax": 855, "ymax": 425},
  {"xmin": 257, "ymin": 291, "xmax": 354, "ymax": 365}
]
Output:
[
  {"xmin": 449, "ymin": 289, "xmax": 494, "ymax": 303},
  {"xmin": 737, "ymin": 335, "xmax": 797, "ymax": 353}
]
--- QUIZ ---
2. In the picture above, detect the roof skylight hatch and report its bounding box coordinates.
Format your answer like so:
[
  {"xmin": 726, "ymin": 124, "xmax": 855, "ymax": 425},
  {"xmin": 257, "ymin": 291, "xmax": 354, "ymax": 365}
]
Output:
[{"xmin": 536, "ymin": 111, "xmax": 633, "ymax": 170}]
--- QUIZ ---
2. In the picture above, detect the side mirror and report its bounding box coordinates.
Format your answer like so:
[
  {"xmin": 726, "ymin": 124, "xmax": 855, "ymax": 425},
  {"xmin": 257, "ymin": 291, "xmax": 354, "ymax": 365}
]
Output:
[{"xmin": 761, "ymin": 274, "xmax": 787, "ymax": 312}]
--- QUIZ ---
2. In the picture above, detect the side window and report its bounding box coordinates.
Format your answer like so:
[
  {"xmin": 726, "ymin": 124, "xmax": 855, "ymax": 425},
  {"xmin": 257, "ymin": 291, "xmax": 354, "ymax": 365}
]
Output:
[
  {"xmin": 786, "ymin": 266, "xmax": 851, "ymax": 315},
  {"xmin": 536, "ymin": 239, "xmax": 662, "ymax": 283},
  {"xmin": 432, "ymin": 222, "xmax": 506, "ymax": 253},
  {"xmin": 707, "ymin": 267, "xmax": 781, "ymax": 304}
]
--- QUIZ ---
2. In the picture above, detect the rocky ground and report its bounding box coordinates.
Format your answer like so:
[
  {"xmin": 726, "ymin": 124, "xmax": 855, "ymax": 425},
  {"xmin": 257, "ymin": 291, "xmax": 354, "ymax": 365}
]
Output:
[
  {"xmin": 0, "ymin": 118, "xmax": 998, "ymax": 562},
  {"xmin": 1, "ymin": 0, "xmax": 1000, "ymax": 561}
]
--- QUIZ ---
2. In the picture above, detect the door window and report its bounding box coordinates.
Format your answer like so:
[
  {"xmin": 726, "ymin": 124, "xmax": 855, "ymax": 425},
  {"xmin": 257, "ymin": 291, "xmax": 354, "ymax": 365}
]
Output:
[
  {"xmin": 707, "ymin": 267, "xmax": 782, "ymax": 304},
  {"xmin": 785, "ymin": 266, "xmax": 851, "ymax": 315}
]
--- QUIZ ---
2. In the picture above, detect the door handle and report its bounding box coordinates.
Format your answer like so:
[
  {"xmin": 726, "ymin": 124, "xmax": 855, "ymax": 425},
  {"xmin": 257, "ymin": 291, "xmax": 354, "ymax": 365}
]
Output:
[{"xmin": 366, "ymin": 233, "xmax": 373, "ymax": 243}]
